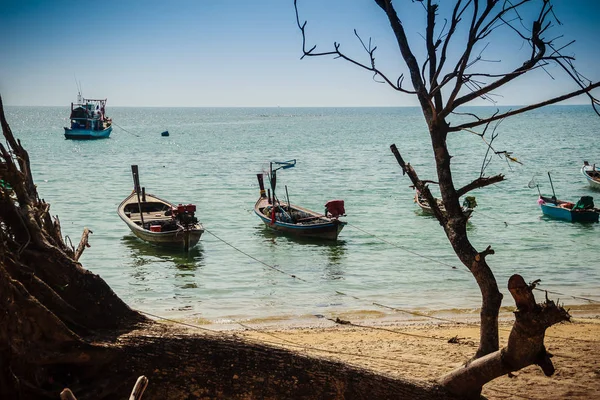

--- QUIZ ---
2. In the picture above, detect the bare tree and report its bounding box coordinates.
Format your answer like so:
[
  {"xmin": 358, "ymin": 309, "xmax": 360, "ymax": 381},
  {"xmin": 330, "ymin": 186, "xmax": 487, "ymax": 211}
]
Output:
[{"xmin": 295, "ymin": 0, "xmax": 598, "ymax": 397}]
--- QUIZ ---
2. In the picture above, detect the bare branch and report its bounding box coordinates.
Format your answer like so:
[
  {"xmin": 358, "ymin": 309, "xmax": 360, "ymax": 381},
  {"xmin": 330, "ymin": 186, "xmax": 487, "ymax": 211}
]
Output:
[
  {"xmin": 390, "ymin": 144, "xmax": 448, "ymax": 225},
  {"xmin": 294, "ymin": 0, "xmax": 416, "ymax": 95},
  {"xmin": 374, "ymin": 0, "xmax": 435, "ymax": 120},
  {"xmin": 456, "ymin": 174, "xmax": 505, "ymax": 198},
  {"xmin": 450, "ymin": 82, "xmax": 600, "ymax": 131}
]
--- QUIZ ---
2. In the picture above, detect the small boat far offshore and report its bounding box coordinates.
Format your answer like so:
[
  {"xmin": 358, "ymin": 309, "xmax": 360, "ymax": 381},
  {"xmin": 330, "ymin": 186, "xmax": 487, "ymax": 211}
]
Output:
[
  {"xmin": 64, "ymin": 91, "xmax": 113, "ymax": 139},
  {"xmin": 117, "ymin": 165, "xmax": 204, "ymax": 250},
  {"xmin": 254, "ymin": 160, "xmax": 347, "ymax": 240},
  {"xmin": 581, "ymin": 161, "xmax": 600, "ymax": 190}
]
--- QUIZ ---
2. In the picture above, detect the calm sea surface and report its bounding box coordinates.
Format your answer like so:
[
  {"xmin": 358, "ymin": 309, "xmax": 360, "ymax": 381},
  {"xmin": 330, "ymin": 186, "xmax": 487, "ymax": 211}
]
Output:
[{"xmin": 5, "ymin": 105, "xmax": 600, "ymax": 324}]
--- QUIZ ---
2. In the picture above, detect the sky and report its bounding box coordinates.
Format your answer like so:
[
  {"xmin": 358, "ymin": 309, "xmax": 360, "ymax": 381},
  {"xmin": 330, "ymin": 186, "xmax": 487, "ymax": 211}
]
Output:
[{"xmin": 1, "ymin": 0, "xmax": 599, "ymax": 107}]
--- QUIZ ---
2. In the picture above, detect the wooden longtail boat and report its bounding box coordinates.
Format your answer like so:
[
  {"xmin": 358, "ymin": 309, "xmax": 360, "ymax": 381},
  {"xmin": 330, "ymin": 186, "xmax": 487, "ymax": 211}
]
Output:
[
  {"xmin": 414, "ymin": 190, "xmax": 477, "ymax": 219},
  {"xmin": 581, "ymin": 161, "xmax": 600, "ymax": 190},
  {"xmin": 254, "ymin": 160, "xmax": 346, "ymax": 241},
  {"xmin": 117, "ymin": 165, "xmax": 204, "ymax": 250}
]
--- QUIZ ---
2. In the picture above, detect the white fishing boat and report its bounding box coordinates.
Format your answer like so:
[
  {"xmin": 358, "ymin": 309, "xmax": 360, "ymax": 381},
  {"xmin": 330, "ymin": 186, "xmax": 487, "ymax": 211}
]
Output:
[{"xmin": 581, "ymin": 161, "xmax": 600, "ymax": 190}]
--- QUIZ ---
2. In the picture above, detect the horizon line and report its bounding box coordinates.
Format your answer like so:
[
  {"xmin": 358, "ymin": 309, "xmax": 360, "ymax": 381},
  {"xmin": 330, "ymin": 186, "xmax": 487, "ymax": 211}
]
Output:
[{"xmin": 3, "ymin": 103, "xmax": 592, "ymax": 108}]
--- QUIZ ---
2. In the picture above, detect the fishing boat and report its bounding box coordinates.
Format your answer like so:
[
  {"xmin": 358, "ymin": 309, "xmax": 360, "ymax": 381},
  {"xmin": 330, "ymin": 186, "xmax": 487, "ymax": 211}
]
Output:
[
  {"xmin": 64, "ymin": 91, "xmax": 113, "ymax": 139},
  {"xmin": 117, "ymin": 165, "xmax": 204, "ymax": 250},
  {"xmin": 254, "ymin": 160, "xmax": 346, "ymax": 240},
  {"xmin": 538, "ymin": 195, "xmax": 599, "ymax": 223},
  {"xmin": 414, "ymin": 190, "xmax": 477, "ymax": 219},
  {"xmin": 581, "ymin": 161, "xmax": 600, "ymax": 190},
  {"xmin": 536, "ymin": 172, "xmax": 599, "ymax": 223}
]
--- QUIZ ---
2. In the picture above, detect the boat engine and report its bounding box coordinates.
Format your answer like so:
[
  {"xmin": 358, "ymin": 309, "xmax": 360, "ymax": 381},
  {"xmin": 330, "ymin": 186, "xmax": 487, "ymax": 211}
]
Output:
[
  {"xmin": 325, "ymin": 199, "xmax": 345, "ymax": 218},
  {"xmin": 172, "ymin": 204, "xmax": 198, "ymax": 227},
  {"xmin": 463, "ymin": 196, "xmax": 477, "ymax": 209}
]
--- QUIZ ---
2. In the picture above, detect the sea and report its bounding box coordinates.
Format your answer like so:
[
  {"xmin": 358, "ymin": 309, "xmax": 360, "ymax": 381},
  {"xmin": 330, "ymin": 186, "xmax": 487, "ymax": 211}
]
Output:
[{"xmin": 5, "ymin": 105, "xmax": 600, "ymax": 326}]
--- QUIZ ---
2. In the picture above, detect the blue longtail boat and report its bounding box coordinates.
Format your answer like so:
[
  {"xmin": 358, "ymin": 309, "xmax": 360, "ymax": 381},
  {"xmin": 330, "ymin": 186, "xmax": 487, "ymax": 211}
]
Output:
[
  {"xmin": 538, "ymin": 195, "xmax": 599, "ymax": 223},
  {"xmin": 537, "ymin": 172, "xmax": 599, "ymax": 223}
]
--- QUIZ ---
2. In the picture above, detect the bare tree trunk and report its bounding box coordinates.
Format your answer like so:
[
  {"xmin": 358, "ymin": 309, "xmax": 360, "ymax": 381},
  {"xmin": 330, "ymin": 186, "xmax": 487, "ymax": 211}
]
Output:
[{"xmin": 430, "ymin": 125, "xmax": 503, "ymax": 357}]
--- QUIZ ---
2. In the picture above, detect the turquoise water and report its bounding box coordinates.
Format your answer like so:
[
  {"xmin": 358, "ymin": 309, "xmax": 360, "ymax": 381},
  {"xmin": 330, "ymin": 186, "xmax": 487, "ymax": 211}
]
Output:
[{"xmin": 5, "ymin": 105, "xmax": 600, "ymax": 324}]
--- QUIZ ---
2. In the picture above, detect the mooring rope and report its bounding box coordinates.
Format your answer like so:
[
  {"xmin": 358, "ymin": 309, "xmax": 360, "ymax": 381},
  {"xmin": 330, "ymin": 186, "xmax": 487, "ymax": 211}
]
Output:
[
  {"xmin": 112, "ymin": 121, "xmax": 141, "ymax": 137},
  {"xmin": 203, "ymin": 228, "xmax": 307, "ymax": 282},
  {"xmin": 346, "ymin": 222, "xmax": 461, "ymax": 269}
]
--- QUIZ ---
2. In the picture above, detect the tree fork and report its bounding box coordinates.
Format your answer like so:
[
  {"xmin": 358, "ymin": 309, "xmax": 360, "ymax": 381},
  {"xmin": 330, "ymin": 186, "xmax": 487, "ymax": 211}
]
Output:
[{"xmin": 440, "ymin": 274, "xmax": 570, "ymax": 398}]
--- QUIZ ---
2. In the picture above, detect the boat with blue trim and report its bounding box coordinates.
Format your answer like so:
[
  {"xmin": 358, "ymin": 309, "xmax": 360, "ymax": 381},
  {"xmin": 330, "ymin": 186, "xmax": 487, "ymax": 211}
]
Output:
[
  {"xmin": 533, "ymin": 171, "xmax": 598, "ymax": 223},
  {"xmin": 254, "ymin": 160, "xmax": 346, "ymax": 240},
  {"xmin": 64, "ymin": 92, "xmax": 112, "ymax": 139},
  {"xmin": 538, "ymin": 195, "xmax": 599, "ymax": 223}
]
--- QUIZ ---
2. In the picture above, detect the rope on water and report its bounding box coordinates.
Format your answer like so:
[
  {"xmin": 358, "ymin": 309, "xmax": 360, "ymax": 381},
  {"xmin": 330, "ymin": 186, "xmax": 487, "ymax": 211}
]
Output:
[
  {"xmin": 204, "ymin": 228, "xmax": 307, "ymax": 282},
  {"xmin": 476, "ymin": 209, "xmax": 594, "ymax": 248},
  {"xmin": 346, "ymin": 222, "xmax": 461, "ymax": 269},
  {"xmin": 112, "ymin": 121, "xmax": 140, "ymax": 137},
  {"xmin": 204, "ymin": 222, "xmax": 599, "ymax": 327},
  {"xmin": 532, "ymin": 287, "xmax": 600, "ymax": 304}
]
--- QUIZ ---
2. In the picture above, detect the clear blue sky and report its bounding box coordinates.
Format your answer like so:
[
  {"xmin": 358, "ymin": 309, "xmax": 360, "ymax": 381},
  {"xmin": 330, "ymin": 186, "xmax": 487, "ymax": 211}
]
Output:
[{"xmin": 1, "ymin": 0, "xmax": 599, "ymax": 107}]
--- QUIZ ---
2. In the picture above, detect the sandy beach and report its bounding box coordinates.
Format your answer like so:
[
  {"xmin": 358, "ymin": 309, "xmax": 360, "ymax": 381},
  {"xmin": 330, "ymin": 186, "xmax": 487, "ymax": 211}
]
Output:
[{"xmin": 218, "ymin": 304, "xmax": 600, "ymax": 400}]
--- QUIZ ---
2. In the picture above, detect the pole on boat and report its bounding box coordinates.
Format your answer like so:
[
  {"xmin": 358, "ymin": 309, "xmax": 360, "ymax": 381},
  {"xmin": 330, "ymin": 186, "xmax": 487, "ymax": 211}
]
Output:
[
  {"xmin": 271, "ymin": 170, "xmax": 277, "ymax": 205},
  {"xmin": 256, "ymin": 173, "xmax": 266, "ymax": 198},
  {"xmin": 547, "ymin": 172, "xmax": 557, "ymax": 201},
  {"xmin": 285, "ymin": 185, "xmax": 291, "ymax": 211},
  {"xmin": 131, "ymin": 165, "xmax": 145, "ymax": 227}
]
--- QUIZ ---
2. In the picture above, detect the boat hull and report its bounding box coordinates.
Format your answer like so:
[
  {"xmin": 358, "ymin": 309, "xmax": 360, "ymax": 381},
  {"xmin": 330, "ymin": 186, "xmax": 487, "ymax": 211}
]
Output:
[
  {"xmin": 64, "ymin": 126, "xmax": 112, "ymax": 140},
  {"xmin": 581, "ymin": 164, "xmax": 600, "ymax": 190},
  {"xmin": 126, "ymin": 224, "xmax": 203, "ymax": 248},
  {"xmin": 539, "ymin": 198, "xmax": 599, "ymax": 223},
  {"xmin": 118, "ymin": 192, "xmax": 204, "ymax": 249},
  {"xmin": 415, "ymin": 192, "xmax": 474, "ymax": 219},
  {"xmin": 254, "ymin": 197, "xmax": 345, "ymax": 240}
]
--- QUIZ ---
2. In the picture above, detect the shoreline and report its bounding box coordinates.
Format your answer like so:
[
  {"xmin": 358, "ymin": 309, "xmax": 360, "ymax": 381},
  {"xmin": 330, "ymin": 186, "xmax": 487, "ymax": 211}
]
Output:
[{"xmin": 178, "ymin": 301, "xmax": 600, "ymax": 331}]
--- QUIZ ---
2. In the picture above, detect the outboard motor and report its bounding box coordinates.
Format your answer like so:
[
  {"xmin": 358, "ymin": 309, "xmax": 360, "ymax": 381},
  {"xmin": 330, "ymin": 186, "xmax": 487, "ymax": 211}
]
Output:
[
  {"xmin": 463, "ymin": 196, "xmax": 477, "ymax": 210},
  {"xmin": 325, "ymin": 199, "xmax": 345, "ymax": 218},
  {"xmin": 172, "ymin": 204, "xmax": 198, "ymax": 227}
]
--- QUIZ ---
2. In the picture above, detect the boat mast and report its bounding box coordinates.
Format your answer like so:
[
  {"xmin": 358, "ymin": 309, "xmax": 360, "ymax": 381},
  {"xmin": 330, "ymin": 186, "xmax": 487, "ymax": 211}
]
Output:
[
  {"xmin": 547, "ymin": 172, "xmax": 557, "ymax": 201},
  {"xmin": 131, "ymin": 165, "xmax": 145, "ymax": 227}
]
